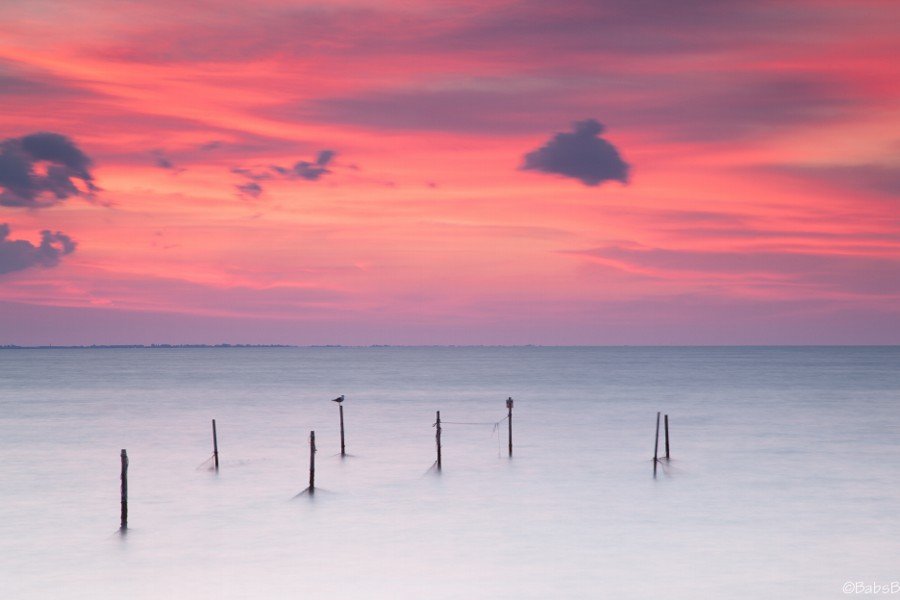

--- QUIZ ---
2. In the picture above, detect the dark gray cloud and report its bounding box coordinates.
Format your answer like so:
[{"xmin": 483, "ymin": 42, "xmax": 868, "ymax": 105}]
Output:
[
  {"xmin": 152, "ymin": 150, "xmax": 174, "ymax": 170},
  {"xmin": 0, "ymin": 132, "xmax": 97, "ymax": 207},
  {"xmin": 291, "ymin": 150, "xmax": 335, "ymax": 181},
  {"xmin": 230, "ymin": 166, "xmax": 272, "ymax": 182},
  {"xmin": 232, "ymin": 150, "xmax": 337, "ymax": 198},
  {"xmin": 0, "ymin": 223, "xmax": 76, "ymax": 275},
  {"xmin": 151, "ymin": 149, "xmax": 186, "ymax": 174},
  {"xmin": 522, "ymin": 120, "xmax": 629, "ymax": 186},
  {"xmin": 232, "ymin": 167, "xmax": 270, "ymax": 198},
  {"xmin": 236, "ymin": 181, "xmax": 263, "ymax": 199}
]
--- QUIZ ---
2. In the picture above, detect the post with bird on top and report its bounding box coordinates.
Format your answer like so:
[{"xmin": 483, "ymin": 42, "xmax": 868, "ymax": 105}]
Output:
[
  {"xmin": 506, "ymin": 397, "xmax": 514, "ymax": 457},
  {"xmin": 332, "ymin": 395, "xmax": 346, "ymax": 457}
]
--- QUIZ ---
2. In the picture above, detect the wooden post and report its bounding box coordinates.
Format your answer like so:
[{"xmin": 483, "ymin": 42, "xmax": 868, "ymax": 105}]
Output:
[
  {"xmin": 664, "ymin": 414, "xmax": 670, "ymax": 461},
  {"xmin": 120, "ymin": 449, "xmax": 128, "ymax": 531},
  {"xmin": 653, "ymin": 412, "xmax": 660, "ymax": 477},
  {"xmin": 212, "ymin": 419, "xmax": 219, "ymax": 471},
  {"xmin": 339, "ymin": 398, "xmax": 346, "ymax": 457},
  {"xmin": 309, "ymin": 431, "xmax": 316, "ymax": 494},
  {"xmin": 506, "ymin": 397, "xmax": 514, "ymax": 457},
  {"xmin": 332, "ymin": 395, "xmax": 346, "ymax": 456},
  {"xmin": 435, "ymin": 411, "xmax": 442, "ymax": 470}
]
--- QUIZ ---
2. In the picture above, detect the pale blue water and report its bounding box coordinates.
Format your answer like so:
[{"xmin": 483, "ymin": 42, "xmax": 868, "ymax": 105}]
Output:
[{"xmin": 1, "ymin": 347, "xmax": 898, "ymax": 598}]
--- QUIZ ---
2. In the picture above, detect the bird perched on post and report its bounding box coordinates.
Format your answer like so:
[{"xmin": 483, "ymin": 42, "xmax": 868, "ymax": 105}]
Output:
[{"xmin": 332, "ymin": 395, "xmax": 344, "ymax": 403}]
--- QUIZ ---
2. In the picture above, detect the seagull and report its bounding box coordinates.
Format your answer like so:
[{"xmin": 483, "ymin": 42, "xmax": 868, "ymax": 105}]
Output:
[{"xmin": 332, "ymin": 395, "xmax": 344, "ymax": 403}]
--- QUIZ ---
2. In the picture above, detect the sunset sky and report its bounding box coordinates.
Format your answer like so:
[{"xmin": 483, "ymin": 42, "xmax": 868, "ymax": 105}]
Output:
[{"xmin": 1, "ymin": 0, "xmax": 898, "ymax": 345}]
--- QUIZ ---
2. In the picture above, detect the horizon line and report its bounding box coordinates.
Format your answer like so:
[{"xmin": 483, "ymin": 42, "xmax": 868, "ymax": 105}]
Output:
[{"xmin": 2, "ymin": 343, "xmax": 899, "ymax": 349}]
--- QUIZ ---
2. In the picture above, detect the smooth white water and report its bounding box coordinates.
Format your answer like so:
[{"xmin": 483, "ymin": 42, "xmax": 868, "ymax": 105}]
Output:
[{"xmin": 1, "ymin": 347, "xmax": 898, "ymax": 598}]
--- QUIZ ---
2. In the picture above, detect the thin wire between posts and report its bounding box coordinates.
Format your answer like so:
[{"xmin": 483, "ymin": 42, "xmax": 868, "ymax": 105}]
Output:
[{"xmin": 439, "ymin": 415, "xmax": 509, "ymax": 458}]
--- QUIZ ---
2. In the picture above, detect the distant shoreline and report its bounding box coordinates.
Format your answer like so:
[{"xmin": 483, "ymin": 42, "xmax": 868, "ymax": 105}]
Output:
[
  {"xmin": 0, "ymin": 344, "xmax": 298, "ymax": 349},
  {"xmin": 1, "ymin": 344, "xmax": 897, "ymax": 350}
]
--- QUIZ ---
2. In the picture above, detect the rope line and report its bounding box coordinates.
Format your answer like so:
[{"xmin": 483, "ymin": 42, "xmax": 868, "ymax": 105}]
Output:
[
  {"xmin": 195, "ymin": 453, "xmax": 216, "ymax": 471},
  {"xmin": 438, "ymin": 415, "xmax": 508, "ymax": 426},
  {"xmin": 432, "ymin": 415, "xmax": 508, "ymax": 456}
]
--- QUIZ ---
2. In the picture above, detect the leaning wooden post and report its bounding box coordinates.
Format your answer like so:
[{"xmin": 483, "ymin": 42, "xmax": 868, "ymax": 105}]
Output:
[
  {"xmin": 212, "ymin": 419, "xmax": 219, "ymax": 471},
  {"xmin": 309, "ymin": 431, "xmax": 316, "ymax": 494},
  {"xmin": 120, "ymin": 449, "xmax": 128, "ymax": 531},
  {"xmin": 435, "ymin": 411, "xmax": 442, "ymax": 470},
  {"xmin": 664, "ymin": 414, "xmax": 670, "ymax": 461},
  {"xmin": 506, "ymin": 397, "xmax": 514, "ymax": 457},
  {"xmin": 653, "ymin": 412, "xmax": 660, "ymax": 477}
]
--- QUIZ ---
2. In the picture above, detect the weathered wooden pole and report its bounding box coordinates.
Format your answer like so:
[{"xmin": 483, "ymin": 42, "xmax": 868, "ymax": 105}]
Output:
[
  {"xmin": 664, "ymin": 414, "xmax": 670, "ymax": 461},
  {"xmin": 435, "ymin": 411, "xmax": 442, "ymax": 470},
  {"xmin": 309, "ymin": 431, "xmax": 316, "ymax": 494},
  {"xmin": 653, "ymin": 411, "xmax": 660, "ymax": 477},
  {"xmin": 212, "ymin": 419, "xmax": 219, "ymax": 471},
  {"xmin": 339, "ymin": 397, "xmax": 346, "ymax": 456},
  {"xmin": 506, "ymin": 397, "xmax": 514, "ymax": 457},
  {"xmin": 120, "ymin": 449, "xmax": 128, "ymax": 531},
  {"xmin": 332, "ymin": 395, "xmax": 346, "ymax": 456}
]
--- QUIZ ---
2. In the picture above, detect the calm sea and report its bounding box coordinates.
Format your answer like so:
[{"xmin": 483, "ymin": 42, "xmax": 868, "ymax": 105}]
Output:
[{"xmin": 1, "ymin": 346, "xmax": 898, "ymax": 598}]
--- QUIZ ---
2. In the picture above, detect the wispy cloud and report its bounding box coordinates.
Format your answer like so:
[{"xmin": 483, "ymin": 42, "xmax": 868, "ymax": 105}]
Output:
[
  {"xmin": 759, "ymin": 163, "xmax": 900, "ymax": 200},
  {"xmin": 571, "ymin": 244, "xmax": 900, "ymax": 296}
]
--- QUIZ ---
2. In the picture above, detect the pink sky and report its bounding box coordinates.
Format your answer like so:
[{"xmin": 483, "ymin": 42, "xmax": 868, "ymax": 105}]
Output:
[{"xmin": 1, "ymin": 0, "xmax": 898, "ymax": 345}]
